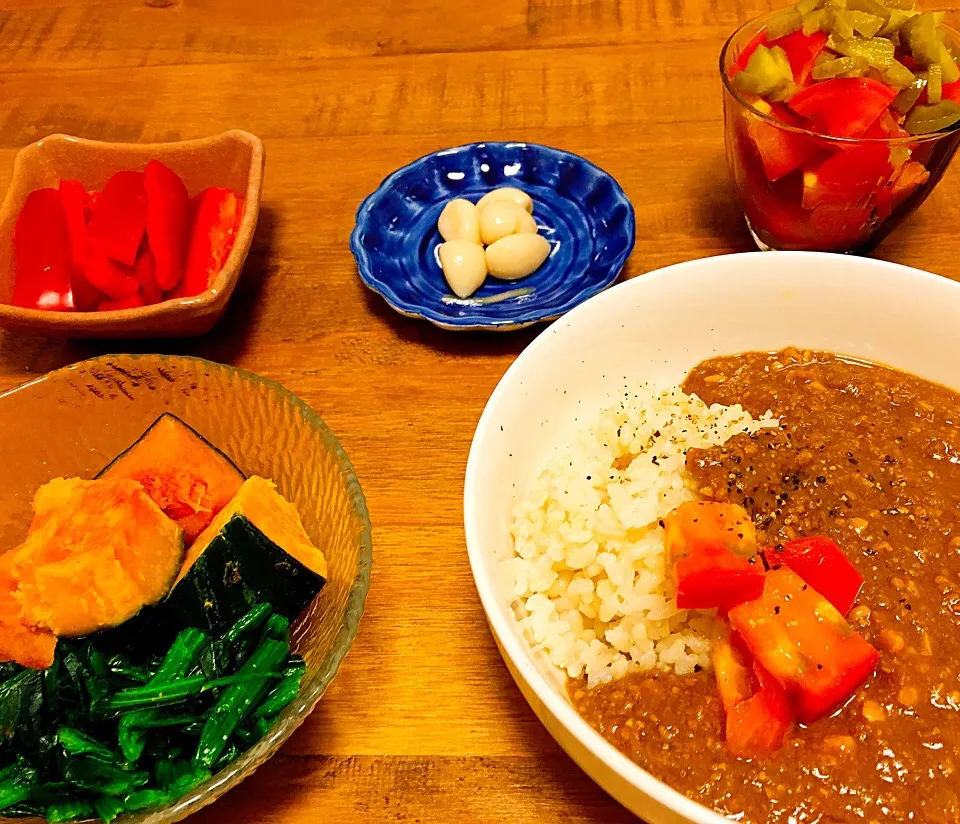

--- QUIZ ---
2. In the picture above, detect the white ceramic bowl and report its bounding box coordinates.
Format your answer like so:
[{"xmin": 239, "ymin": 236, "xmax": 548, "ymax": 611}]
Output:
[{"xmin": 463, "ymin": 251, "xmax": 960, "ymax": 823}]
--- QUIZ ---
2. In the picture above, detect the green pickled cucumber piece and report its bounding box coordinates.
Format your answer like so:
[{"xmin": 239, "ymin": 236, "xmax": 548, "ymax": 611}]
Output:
[
  {"xmin": 846, "ymin": 0, "xmax": 890, "ymax": 21},
  {"xmin": 939, "ymin": 42, "xmax": 960, "ymax": 84},
  {"xmin": 829, "ymin": 34, "xmax": 895, "ymax": 69},
  {"xmin": 766, "ymin": 8, "xmax": 804, "ymax": 40},
  {"xmin": 901, "ymin": 13, "xmax": 944, "ymax": 65},
  {"xmin": 734, "ymin": 44, "xmax": 796, "ymax": 98},
  {"xmin": 890, "ymin": 146, "xmax": 912, "ymax": 167},
  {"xmin": 823, "ymin": 7, "xmax": 856, "ymax": 39},
  {"xmin": 802, "ymin": 9, "xmax": 825, "ymax": 34},
  {"xmin": 892, "ymin": 75, "xmax": 926, "ymax": 114},
  {"xmin": 878, "ymin": 9, "xmax": 917, "ymax": 37},
  {"xmin": 927, "ymin": 64, "xmax": 943, "ymax": 104},
  {"xmin": 883, "ymin": 58, "xmax": 917, "ymax": 89},
  {"xmin": 904, "ymin": 100, "xmax": 960, "ymax": 133},
  {"xmin": 812, "ymin": 55, "xmax": 870, "ymax": 79},
  {"xmin": 795, "ymin": 0, "xmax": 823, "ymax": 15},
  {"xmin": 848, "ymin": 11, "xmax": 885, "ymax": 38}
]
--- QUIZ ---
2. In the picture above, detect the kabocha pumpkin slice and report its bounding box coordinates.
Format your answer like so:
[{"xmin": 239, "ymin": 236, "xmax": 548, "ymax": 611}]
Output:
[
  {"xmin": 98, "ymin": 414, "xmax": 245, "ymax": 544},
  {"xmin": 163, "ymin": 476, "xmax": 328, "ymax": 633},
  {"xmin": 0, "ymin": 557, "xmax": 56, "ymax": 669},
  {"xmin": 9, "ymin": 477, "xmax": 184, "ymax": 637}
]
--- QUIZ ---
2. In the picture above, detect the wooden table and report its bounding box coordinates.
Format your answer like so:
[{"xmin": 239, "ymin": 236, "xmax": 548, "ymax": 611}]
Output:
[{"xmin": 2, "ymin": 0, "xmax": 960, "ymax": 820}]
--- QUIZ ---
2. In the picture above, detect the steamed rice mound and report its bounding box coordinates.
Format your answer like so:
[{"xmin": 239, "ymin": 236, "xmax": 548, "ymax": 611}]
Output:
[{"xmin": 504, "ymin": 385, "xmax": 778, "ymax": 688}]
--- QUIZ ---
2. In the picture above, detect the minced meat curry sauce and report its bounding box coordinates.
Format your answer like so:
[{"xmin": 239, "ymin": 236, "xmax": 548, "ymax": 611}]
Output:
[{"xmin": 570, "ymin": 348, "xmax": 960, "ymax": 824}]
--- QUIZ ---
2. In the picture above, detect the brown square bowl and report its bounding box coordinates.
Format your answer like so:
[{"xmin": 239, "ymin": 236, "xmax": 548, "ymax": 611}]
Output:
[{"xmin": 0, "ymin": 130, "xmax": 264, "ymax": 338}]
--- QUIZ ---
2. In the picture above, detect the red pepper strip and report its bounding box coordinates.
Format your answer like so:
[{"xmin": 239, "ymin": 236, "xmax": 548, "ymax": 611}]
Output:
[
  {"xmin": 746, "ymin": 99, "xmax": 822, "ymax": 181},
  {"xmin": 729, "ymin": 567, "xmax": 880, "ymax": 724},
  {"xmin": 98, "ymin": 292, "xmax": 146, "ymax": 312},
  {"xmin": 59, "ymin": 179, "xmax": 88, "ymax": 274},
  {"xmin": 70, "ymin": 270, "xmax": 102, "ymax": 312},
  {"xmin": 665, "ymin": 501, "xmax": 764, "ymax": 610},
  {"xmin": 769, "ymin": 30, "xmax": 828, "ymax": 86},
  {"xmin": 86, "ymin": 170, "xmax": 147, "ymax": 266},
  {"xmin": 713, "ymin": 630, "xmax": 792, "ymax": 756},
  {"xmin": 12, "ymin": 189, "xmax": 72, "ymax": 311},
  {"xmin": 144, "ymin": 160, "xmax": 190, "ymax": 291},
  {"xmin": 763, "ymin": 536, "xmax": 864, "ymax": 616},
  {"xmin": 134, "ymin": 247, "xmax": 163, "ymax": 305},
  {"xmin": 84, "ymin": 251, "xmax": 140, "ymax": 300},
  {"xmin": 729, "ymin": 29, "xmax": 768, "ymax": 78},
  {"xmin": 801, "ymin": 143, "xmax": 893, "ymax": 210},
  {"xmin": 712, "ymin": 630, "xmax": 755, "ymax": 713},
  {"xmin": 788, "ymin": 78, "xmax": 898, "ymax": 139},
  {"xmin": 726, "ymin": 661, "xmax": 793, "ymax": 757},
  {"xmin": 176, "ymin": 187, "xmax": 240, "ymax": 298}
]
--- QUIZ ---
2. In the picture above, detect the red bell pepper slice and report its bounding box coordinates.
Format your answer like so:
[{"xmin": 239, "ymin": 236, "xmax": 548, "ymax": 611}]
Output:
[
  {"xmin": 12, "ymin": 189, "xmax": 72, "ymax": 311},
  {"xmin": 134, "ymin": 247, "xmax": 163, "ymax": 305},
  {"xmin": 763, "ymin": 537, "xmax": 864, "ymax": 616},
  {"xmin": 713, "ymin": 630, "xmax": 792, "ymax": 756},
  {"xmin": 144, "ymin": 160, "xmax": 190, "ymax": 291},
  {"xmin": 769, "ymin": 30, "xmax": 828, "ymax": 86},
  {"xmin": 176, "ymin": 187, "xmax": 241, "ymax": 298},
  {"xmin": 745, "ymin": 100, "xmax": 822, "ymax": 181},
  {"xmin": 801, "ymin": 142, "xmax": 893, "ymax": 210},
  {"xmin": 98, "ymin": 292, "xmax": 146, "ymax": 312},
  {"xmin": 788, "ymin": 77, "xmax": 898, "ymax": 139},
  {"xmin": 729, "ymin": 29, "xmax": 768, "ymax": 78},
  {"xmin": 728, "ymin": 567, "xmax": 879, "ymax": 724},
  {"xmin": 84, "ymin": 251, "xmax": 140, "ymax": 300},
  {"xmin": 70, "ymin": 270, "xmax": 102, "ymax": 312},
  {"xmin": 665, "ymin": 502, "xmax": 764, "ymax": 610},
  {"xmin": 86, "ymin": 171, "xmax": 147, "ymax": 266},
  {"xmin": 58, "ymin": 179, "xmax": 88, "ymax": 274}
]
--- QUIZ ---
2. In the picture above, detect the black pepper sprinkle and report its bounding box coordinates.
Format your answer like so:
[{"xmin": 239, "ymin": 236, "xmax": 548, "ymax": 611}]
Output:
[
  {"xmin": 658, "ymin": 519, "xmax": 665, "ymax": 529},
  {"xmin": 817, "ymin": 476, "xmax": 827, "ymax": 484},
  {"xmin": 774, "ymin": 606, "xmax": 781, "ymax": 615},
  {"xmin": 817, "ymin": 664, "xmax": 824, "ymax": 670},
  {"xmin": 694, "ymin": 664, "xmax": 703, "ymax": 673}
]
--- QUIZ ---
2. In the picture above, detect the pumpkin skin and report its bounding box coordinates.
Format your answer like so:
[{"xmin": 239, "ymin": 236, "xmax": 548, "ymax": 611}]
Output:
[
  {"xmin": 162, "ymin": 476, "xmax": 328, "ymax": 633},
  {"xmin": 98, "ymin": 414, "xmax": 245, "ymax": 544},
  {"xmin": 7, "ymin": 477, "xmax": 184, "ymax": 638}
]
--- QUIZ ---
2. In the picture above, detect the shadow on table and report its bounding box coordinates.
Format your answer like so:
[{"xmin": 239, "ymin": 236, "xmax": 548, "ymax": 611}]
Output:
[{"xmin": 691, "ymin": 152, "xmax": 755, "ymax": 254}]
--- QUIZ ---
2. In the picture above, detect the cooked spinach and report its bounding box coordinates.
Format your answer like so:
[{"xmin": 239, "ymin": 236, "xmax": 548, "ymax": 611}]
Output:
[{"xmin": 0, "ymin": 605, "xmax": 303, "ymax": 822}]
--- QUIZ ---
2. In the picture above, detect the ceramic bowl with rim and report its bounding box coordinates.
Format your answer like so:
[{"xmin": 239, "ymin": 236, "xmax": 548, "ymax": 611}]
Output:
[
  {"xmin": 0, "ymin": 130, "xmax": 264, "ymax": 338},
  {"xmin": 0, "ymin": 354, "xmax": 372, "ymax": 824},
  {"xmin": 463, "ymin": 251, "xmax": 960, "ymax": 823},
  {"xmin": 350, "ymin": 141, "xmax": 635, "ymax": 331}
]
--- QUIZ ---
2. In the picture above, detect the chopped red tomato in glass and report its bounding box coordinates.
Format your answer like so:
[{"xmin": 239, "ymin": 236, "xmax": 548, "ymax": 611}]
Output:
[
  {"xmin": 665, "ymin": 502, "xmax": 764, "ymax": 610},
  {"xmin": 863, "ymin": 111, "xmax": 910, "ymax": 141},
  {"xmin": 768, "ymin": 30, "xmax": 828, "ymax": 86},
  {"xmin": 788, "ymin": 78, "xmax": 897, "ymax": 139},
  {"xmin": 876, "ymin": 160, "xmax": 930, "ymax": 220},
  {"xmin": 728, "ymin": 567, "xmax": 879, "ymax": 724},
  {"xmin": 801, "ymin": 143, "xmax": 893, "ymax": 209},
  {"xmin": 747, "ymin": 99, "xmax": 821, "ymax": 181},
  {"xmin": 12, "ymin": 189, "xmax": 72, "ymax": 311},
  {"xmin": 763, "ymin": 537, "xmax": 864, "ymax": 616}
]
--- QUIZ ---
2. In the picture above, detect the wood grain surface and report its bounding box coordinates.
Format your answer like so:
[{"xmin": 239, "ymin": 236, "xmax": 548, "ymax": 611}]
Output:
[{"xmin": 2, "ymin": 0, "xmax": 960, "ymax": 820}]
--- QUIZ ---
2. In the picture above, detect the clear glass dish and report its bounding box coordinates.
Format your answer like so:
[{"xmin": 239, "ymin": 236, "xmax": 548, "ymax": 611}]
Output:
[
  {"xmin": 721, "ymin": 11, "xmax": 960, "ymax": 253},
  {"xmin": 0, "ymin": 354, "xmax": 373, "ymax": 824}
]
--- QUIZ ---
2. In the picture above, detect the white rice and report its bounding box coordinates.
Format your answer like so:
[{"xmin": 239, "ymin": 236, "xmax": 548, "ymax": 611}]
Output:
[{"xmin": 503, "ymin": 384, "xmax": 779, "ymax": 688}]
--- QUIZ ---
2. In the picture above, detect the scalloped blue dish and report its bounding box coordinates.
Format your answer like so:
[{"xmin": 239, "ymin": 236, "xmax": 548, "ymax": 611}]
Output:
[{"xmin": 350, "ymin": 142, "xmax": 636, "ymax": 331}]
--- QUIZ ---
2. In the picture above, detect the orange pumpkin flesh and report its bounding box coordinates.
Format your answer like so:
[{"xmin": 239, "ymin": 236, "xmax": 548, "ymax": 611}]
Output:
[
  {"xmin": 9, "ymin": 477, "xmax": 184, "ymax": 637},
  {"xmin": 99, "ymin": 414, "xmax": 245, "ymax": 544},
  {"xmin": 0, "ymin": 559, "xmax": 56, "ymax": 669}
]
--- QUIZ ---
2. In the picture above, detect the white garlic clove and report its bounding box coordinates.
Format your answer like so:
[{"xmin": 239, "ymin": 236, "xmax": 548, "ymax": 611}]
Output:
[
  {"xmin": 476, "ymin": 187, "xmax": 534, "ymax": 214},
  {"xmin": 478, "ymin": 201, "xmax": 539, "ymax": 246},
  {"xmin": 437, "ymin": 198, "xmax": 481, "ymax": 244},
  {"xmin": 485, "ymin": 234, "xmax": 551, "ymax": 281},
  {"xmin": 438, "ymin": 240, "xmax": 488, "ymax": 298}
]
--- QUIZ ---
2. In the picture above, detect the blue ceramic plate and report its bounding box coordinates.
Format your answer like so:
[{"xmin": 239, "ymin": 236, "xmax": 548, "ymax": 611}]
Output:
[{"xmin": 350, "ymin": 142, "xmax": 636, "ymax": 331}]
